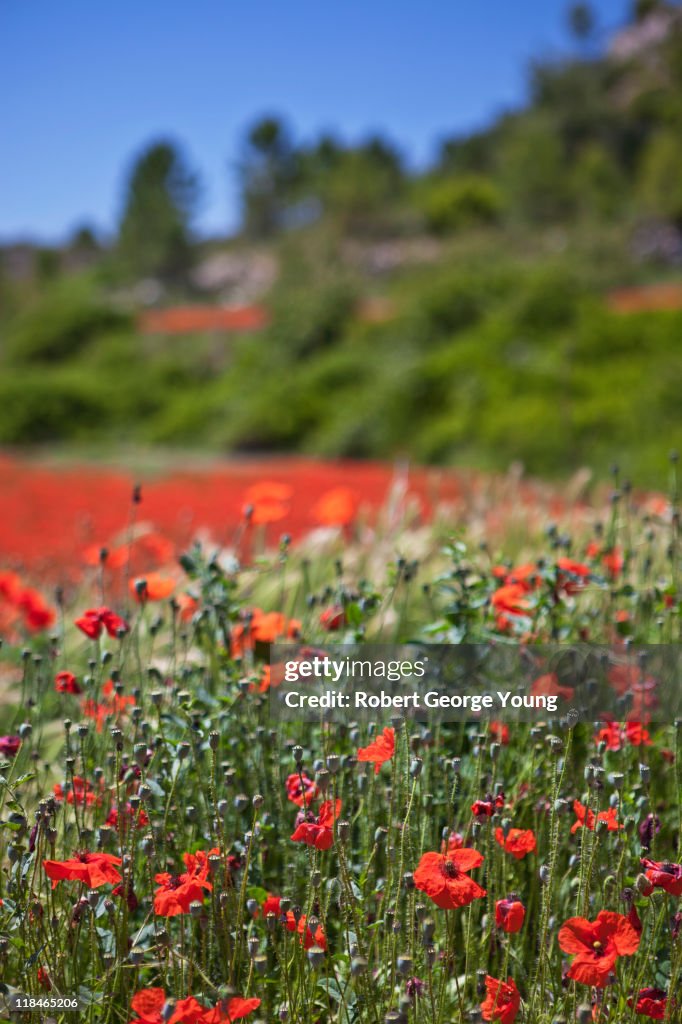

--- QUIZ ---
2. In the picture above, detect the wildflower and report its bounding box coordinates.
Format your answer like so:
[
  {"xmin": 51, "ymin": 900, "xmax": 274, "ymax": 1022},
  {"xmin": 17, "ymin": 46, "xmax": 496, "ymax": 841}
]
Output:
[
  {"xmin": 640, "ymin": 858, "xmax": 682, "ymax": 897},
  {"xmin": 17, "ymin": 587, "xmax": 56, "ymax": 631},
  {"xmin": 129, "ymin": 988, "xmax": 206, "ymax": 1024},
  {"xmin": 639, "ymin": 814, "xmax": 661, "ymax": 850},
  {"xmin": 571, "ymin": 800, "xmax": 622, "ymax": 834},
  {"xmin": 357, "ymin": 727, "xmax": 395, "ymax": 774},
  {"xmin": 558, "ymin": 910, "xmax": 640, "ymax": 986},
  {"xmin": 243, "ymin": 481, "xmax": 292, "ymax": 524},
  {"xmin": 106, "ymin": 804, "xmax": 150, "ymax": 831},
  {"xmin": 491, "ymin": 584, "xmax": 531, "ymax": 618},
  {"xmin": 55, "ymin": 671, "xmax": 81, "ymax": 694},
  {"xmin": 480, "ymin": 975, "xmax": 520, "ymax": 1023},
  {"xmin": 82, "ymin": 679, "xmax": 135, "ymax": 732},
  {"xmin": 75, "ymin": 606, "xmax": 129, "ymax": 639},
  {"xmin": 319, "ymin": 605, "xmax": 346, "ymax": 631},
  {"xmin": 310, "ymin": 487, "xmax": 357, "ymax": 527},
  {"xmin": 494, "ymin": 826, "xmax": 536, "ymax": 859},
  {"xmin": 130, "ymin": 573, "xmax": 176, "ymax": 602},
  {"xmin": 0, "ymin": 735, "xmax": 21, "ymax": 758},
  {"xmin": 285, "ymin": 911, "xmax": 326, "ymax": 949},
  {"xmin": 37, "ymin": 966, "xmax": 51, "ymax": 990},
  {"xmin": 43, "ymin": 852, "xmax": 123, "ymax": 890},
  {"xmin": 413, "ymin": 848, "xmax": 486, "ymax": 909},
  {"xmin": 628, "ymin": 988, "xmax": 669, "ymax": 1019},
  {"xmin": 291, "ymin": 799, "xmax": 341, "ymax": 850},
  {"xmin": 153, "ymin": 849, "xmax": 220, "ymax": 916},
  {"xmin": 405, "ymin": 976, "xmax": 425, "ymax": 1000},
  {"xmin": 285, "ymin": 772, "xmax": 318, "ymax": 808},
  {"xmin": 201, "ymin": 997, "xmax": 262, "ymax": 1023},
  {"xmin": 54, "ymin": 776, "xmax": 101, "ymax": 807},
  {"xmin": 594, "ymin": 720, "xmax": 651, "ymax": 751},
  {"xmin": 472, "ymin": 793, "xmax": 504, "ymax": 818},
  {"xmin": 495, "ymin": 898, "xmax": 525, "ymax": 933},
  {"xmin": 556, "ymin": 558, "xmax": 591, "ymax": 595},
  {"xmin": 530, "ymin": 672, "xmax": 575, "ymax": 702},
  {"xmin": 231, "ymin": 608, "xmax": 301, "ymax": 656},
  {"xmin": 489, "ymin": 721, "xmax": 510, "ymax": 744}
]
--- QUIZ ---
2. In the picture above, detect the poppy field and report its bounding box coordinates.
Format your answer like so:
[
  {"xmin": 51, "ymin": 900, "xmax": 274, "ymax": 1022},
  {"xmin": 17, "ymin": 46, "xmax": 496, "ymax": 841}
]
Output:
[{"xmin": 1, "ymin": 455, "xmax": 681, "ymax": 1024}]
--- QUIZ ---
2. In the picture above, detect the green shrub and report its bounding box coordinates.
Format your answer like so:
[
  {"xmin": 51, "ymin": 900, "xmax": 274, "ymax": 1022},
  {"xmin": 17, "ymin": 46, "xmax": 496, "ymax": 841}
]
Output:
[{"xmin": 421, "ymin": 175, "xmax": 503, "ymax": 234}]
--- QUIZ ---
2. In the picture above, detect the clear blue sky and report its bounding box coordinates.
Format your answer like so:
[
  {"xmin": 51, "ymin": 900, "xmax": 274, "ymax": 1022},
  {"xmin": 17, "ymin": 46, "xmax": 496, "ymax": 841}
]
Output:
[{"xmin": 0, "ymin": 1, "xmax": 632, "ymax": 243}]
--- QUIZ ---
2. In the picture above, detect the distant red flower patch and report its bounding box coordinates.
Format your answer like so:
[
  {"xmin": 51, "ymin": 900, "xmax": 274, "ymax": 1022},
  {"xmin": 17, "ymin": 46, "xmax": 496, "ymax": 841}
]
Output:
[
  {"xmin": 131, "ymin": 573, "xmax": 176, "ymax": 602},
  {"xmin": 310, "ymin": 487, "xmax": 358, "ymax": 527},
  {"xmin": 285, "ymin": 911, "xmax": 327, "ymax": 950},
  {"xmin": 231, "ymin": 608, "xmax": 301, "ymax": 657},
  {"xmin": 571, "ymin": 800, "xmax": 622, "ymax": 834},
  {"xmin": 54, "ymin": 776, "xmax": 101, "ymax": 807},
  {"xmin": 243, "ymin": 481, "xmax": 292, "ymax": 525},
  {"xmin": 0, "ymin": 735, "xmax": 21, "ymax": 758},
  {"xmin": 319, "ymin": 605, "xmax": 347, "ymax": 631}
]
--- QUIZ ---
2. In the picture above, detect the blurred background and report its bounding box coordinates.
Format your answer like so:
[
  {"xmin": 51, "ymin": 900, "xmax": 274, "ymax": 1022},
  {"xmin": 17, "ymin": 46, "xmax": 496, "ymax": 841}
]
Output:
[{"xmin": 2, "ymin": 0, "xmax": 682, "ymax": 485}]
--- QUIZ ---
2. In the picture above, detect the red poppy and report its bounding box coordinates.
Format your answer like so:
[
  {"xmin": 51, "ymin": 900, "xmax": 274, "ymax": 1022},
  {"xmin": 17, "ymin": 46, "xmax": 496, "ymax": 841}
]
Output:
[
  {"xmin": 557, "ymin": 558, "xmax": 591, "ymax": 595},
  {"xmin": 413, "ymin": 849, "xmax": 486, "ymax": 909},
  {"xmin": 310, "ymin": 487, "xmax": 358, "ymax": 527},
  {"xmin": 261, "ymin": 893, "xmax": 282, "ymax": 917},
  {"xmin": 153, "ymin": 848, "xmax": 219, "ymax": 916},
  {"xmin": 472, "ymin": 793, "xmax": 505, "ymax": 818},
  {"xmin": 628, "ymin": 988, "xmax": 670, "ymax": 1020},
  {"xmin": 131, "ymin": 573, "xmax": 176, "ymax": 602},
  {"xmin": 530, "ymin": 673, "xmax": 575, "ymax": 702},
  {"xmin": 129, "ymin": 989, "xmax": 206, "ymax": 1024},
  {"xmin": 106, "ymin": 803, "xmax": 150, "ymax": 831},
  {"xmin": 243, "ymin": 481, "xmax": 292, "ymax": 525},
  {"xmin": 319, "ymin": 605, "xmax": 347, "ymax": 631},
  {"xmin": 231, "ymin": 608, "xmax": 301, "ymax": 656},
  {"xmin": 0, "ymin": 735, "xmax": 21, "ymax": 758},
  {"xmin": 43, "ymin": 852, "xmax": 123, "ymax": 890},
  {"xmin": 176, "ymin": 592, "xmax": 199, "ymax": 622},
  {"xmin": 594, "ymin": 720, "xmax": 651, "ymax": 751},
  {"xmin": 54, "ymin": 776, "xmax": 101, "ymax": 807},
  {"xmin": 587, "ymin": 541, "xmax": 623, "ymax": 578},
  {"xmin": 495, "ymin": 828, "xmax": 537, "ymax": 860},
  {"xmin": 489, "ymin": 721, "xmax": 510, "ymax": 745},
  {"xmin": 55, "ymin": 671, "xmax": 81, "ymax": 694},
  {"xmin": 495, "ymin": 898, "xmax": 525, "ymax": 933},
  {"xmin": 285, "ymin": 911, "xmax": 327, "ymax": 950},
  {"xmin": 558, "ymin": 910, "xmax": 640, "ymax": 986},
  {"xmin": 357, "ymin": 727, "xmax": 395, "ymax": 774},
  {"xmin": 640, "ymin": 858, "xmax": 682, "ymax": 897},
  {"xmin": 82, "ymin": 679, "xmax": 135, "ymax": 732},
  {"xmin": 285, "ymin": 772, "xmax": 319, "ymax": 808},
  {"xmin": 37, "ymin": 966, "xmax": 51, "ymax": 991},
  {"xmin": 291, "ymin": 799, "xmax": 341, "ymax": 851},
  {"xmin": 75, "ymin": 606, "xmax": 129, "ymax": 640},
  {"xmin": 17, "ymin": 588, "xmax": 56, "ymax": 631},
  {"xmin": 491, "ymin": 584, "xmax": 531, "ymax": 617},
  {"xmin": 505, "ymin": 563, "xmax": 541, "ymax": 590},
  {"xmin": 201, "ymin": 997, "xmax": 262, "ymax": 1024},
  {"xmin": 480, "ymin": 975, "xmax": 520, "ymax": 1024},
  {"xmin": 571, "ymin": 800, "xmax": 622, "ymax": 834}
]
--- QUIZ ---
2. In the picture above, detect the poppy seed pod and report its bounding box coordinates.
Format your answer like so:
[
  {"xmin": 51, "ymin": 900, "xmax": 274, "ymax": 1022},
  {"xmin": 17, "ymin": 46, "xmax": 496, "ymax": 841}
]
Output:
[
  {"xmin": 189, "ymin": 901, "xmax": 203, "ymax": 918},
  {"xmin": 252, "ymin": 793, "xmax": 264, "ymax": 809},
  {"xmin": 396, "ymin": 954, "xmax": 413, "ymax": 976},
  {"xmin": 161, "ymin": 1001, "xmax": 177, "ymax": 1023},
  {"xmin": 639, "ymin": 764, "xmax": 651, "ymax": 784},
  {"xmin": 278, "ymin": 1006, "xmax": 289, "ymax": 1022},
  {"xmin": 248, "ymin": 936, "xmax": 260, "ymax": 958},
  {"xmin": 279, "ymin": 897, "xmax": 291, "ymax": 913},
  {"xmin": 351, "ymin": 956, "xmax": 368, "ymax": 976},
  {"xmin": 266, "ymin": 911, "xmax": 277, "ymax": 932},
  {"xmin": 129, "ymin": 947, "xmax": 144, "ymax": 965},
  {"xmin": 293, "ymin": 746, "xmax": 304, "ymax": 765},
  {"xmin": 307, "ymin": 945, "xmax": 325, "ymax": 968},
  {"xmin": 326, "ymin": 754, "xmax": 340, "ymax": 774},
  {"xmin": 338, "ymin": 820, "xmax": 351, "ymax": 843},
  {"xmin": 253, "ymin": 954, "xmax": 268, "ymax": 975},
  {"xmin": 410, "ymin": 758, "xmax": 423, "ymax": 779}
]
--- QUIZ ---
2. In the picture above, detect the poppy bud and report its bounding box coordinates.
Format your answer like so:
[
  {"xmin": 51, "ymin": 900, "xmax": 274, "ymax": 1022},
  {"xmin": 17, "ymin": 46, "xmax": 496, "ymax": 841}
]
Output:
[
  {"xmin": 252, "ymin": 793, "xmax": 264, "ymax": 809},
  {"xmin": 278, "ymin": 1006, "xmax": 289, "ymax": 1021}
]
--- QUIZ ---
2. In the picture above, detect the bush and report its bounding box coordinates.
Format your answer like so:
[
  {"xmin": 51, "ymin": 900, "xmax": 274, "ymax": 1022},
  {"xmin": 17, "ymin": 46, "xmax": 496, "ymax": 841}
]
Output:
[{"xmin": 421, "ymin": 175, "xmax": 503, "ymax": 234}]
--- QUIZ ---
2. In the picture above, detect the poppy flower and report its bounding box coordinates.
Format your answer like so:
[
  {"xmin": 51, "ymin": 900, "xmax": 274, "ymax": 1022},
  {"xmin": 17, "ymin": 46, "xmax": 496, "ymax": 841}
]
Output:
[
  {"xmin": 243, "ymin": 481, "xmax": 292, "ymax": 525},
  {"xmin": 82, "ymin": 679, "xmax": 135, "ymax": 732},
  {"xmin": 530, "ymin": 673, "xmax": 575, "ymax": 702},
  {"xmin": 54, "ymin": 776, "xmax": 101, "ymax": 807},
  {"xmin": 587, "ymin": 541, "xmax": 623, "ymax": 578},
  {"xmin": 491, "ymin": 584, "xmax": 531, "ymax": 617},
  {"xmin": 0, "ymin": 735, "xmax": 21, "ymax": 758},
  {"xmin": 472, "ymin": 793, "xmax": 505, "ymax": 818},
  {"xmin": 130, "ymin": 573, "xmax": 176, "ymax": 602},
  {"xmin": 558, "ymin": 910, "xmax": 640, "ymax": 986},
  {"xmin": 201, "ymin": 997, "xmax": 262, "ymax": 1024},
  {"xmin": 357, "ymin": 727, "xmax": 395, "ymax": 775},
  {"xmin": 413, "ymin": 849, "xmax": 486, "ymax": 909},
  {"xmin": 489, "ymin": 721, "xmax": 510, "ymax": 744},
  {"xmin": 628, "ymin": 988, "xmax": 670, "ymax": 1019},
  {"xmin": 75, "ymin": 606, "xmax": 129, "ymax": 640},
  {"xmin": 556, "ymin": 558, "xmax": 591, "ymax": 595},
  {"xmin": 129, "ymin": 988, "xmax": 206, "ymax": 1024},
  {"xmin": 291, "ymin": 799, "xmax": 341, "ymax": 850},
  {"xmin": 495, "ymin": 828, "xmax": 537, "ymax": 860},
  {"xmin": 594, "ymin": 720, "xmax": 651, "ymax": 751},
  {"xmin": 17, "ymin": 588, "xmax": 56, "ymax": 631},
  {"xmin": 505, "ymin": 563, "xmax": 541, "ymax": 590},
  {"xmin": 310, "ymin": 487, "xmax": 358, "ymax": 527},
  {"xmin": 285, "ymin": 911, "xmax": 327, "ymax": 950},
  {"xmin": 260, "ymin": 893, "xmax": 282, "ymax": 917},
  {"xmin": 106, "ymin": 803, "xmax": 150, "ymax": 831},
  {"xmin": 480, "ymin": 975, "xmax": 520, "ymax": 1023},
  {"xmin": 495, "ymin": 898, "xmax": 525, "ymax": 933},
  {"xmin": 571, "ymin": 800, "xmax": 622, "ymax": 834},
  {"xmin": 285, "ymin": 772, "xmax": 319, "ymax": 808},
  {"xmin": 176, "ymin": 593, "xmax": 199, "ymax": 622},
  {"xmin": 640, "ymin": 858, "xmax": 682, "ymax": 897},
  {"xmin": 319, "ymin": 605, "xmax": 347, "ymax": 631},
  {"xmin": 153, "ymin": 848, "xmax": 220, "ymax": 916},
  {"xmin": 43, "ymin": 852, "xmax": 123, "ymax": 890},
  {"xmin": 55, "ymin": 670, "xmax": 81, "ymax": 694},
  {"xmin": 231, "ymin": 608, "xmax": 301, "ymax": 657}
]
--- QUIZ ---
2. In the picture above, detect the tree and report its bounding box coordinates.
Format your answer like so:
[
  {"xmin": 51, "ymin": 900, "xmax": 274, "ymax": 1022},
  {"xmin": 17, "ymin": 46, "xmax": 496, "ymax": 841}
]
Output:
[
  {"xmin": 117, "ymin": 140, "xmax": 201, "ymax": 285},
  {"xmin": 238, "ymin": 116, "xmax": 298, "ymax": 238},
  {"xmin": 567, "ymin": 3, "xmax": 595, "ymax": 43}
]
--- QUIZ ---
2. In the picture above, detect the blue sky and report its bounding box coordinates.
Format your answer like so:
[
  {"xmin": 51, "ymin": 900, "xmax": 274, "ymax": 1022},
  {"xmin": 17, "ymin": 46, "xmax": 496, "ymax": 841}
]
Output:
[{"xmin": 0, "ymin": 1, "xmax": 632, "ymax": 243}]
